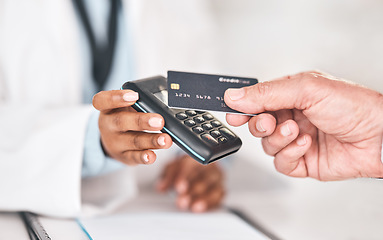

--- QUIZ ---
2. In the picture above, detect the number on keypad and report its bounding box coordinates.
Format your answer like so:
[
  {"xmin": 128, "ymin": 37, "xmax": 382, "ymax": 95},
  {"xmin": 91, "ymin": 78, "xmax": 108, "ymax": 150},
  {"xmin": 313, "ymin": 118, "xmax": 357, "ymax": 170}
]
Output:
[{"xmin": 174, "ymin": 110, "xmax": 231, "ymax": 145}]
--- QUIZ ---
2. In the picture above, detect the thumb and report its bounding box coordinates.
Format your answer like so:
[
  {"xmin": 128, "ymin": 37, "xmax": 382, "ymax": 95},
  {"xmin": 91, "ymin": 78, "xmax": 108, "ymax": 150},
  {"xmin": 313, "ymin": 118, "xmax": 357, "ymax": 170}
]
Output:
[{"xmin": 224, "ymin": 72, "xmax": 321, "ymax": 114}]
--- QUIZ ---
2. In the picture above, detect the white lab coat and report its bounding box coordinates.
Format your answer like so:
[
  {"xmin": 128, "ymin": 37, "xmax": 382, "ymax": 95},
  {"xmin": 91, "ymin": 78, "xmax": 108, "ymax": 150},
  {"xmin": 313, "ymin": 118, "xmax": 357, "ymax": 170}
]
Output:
[{"xmin": 0, "ymin": 0, "xmax": 219, "ymax": 217}]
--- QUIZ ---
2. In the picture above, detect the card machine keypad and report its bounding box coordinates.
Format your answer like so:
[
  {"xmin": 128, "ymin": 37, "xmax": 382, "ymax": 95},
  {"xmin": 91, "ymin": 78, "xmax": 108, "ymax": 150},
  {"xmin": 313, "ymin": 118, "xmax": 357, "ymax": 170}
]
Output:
[{"xmin": 175, "ymin": 110, "xmax": 234, "ymax": 146}]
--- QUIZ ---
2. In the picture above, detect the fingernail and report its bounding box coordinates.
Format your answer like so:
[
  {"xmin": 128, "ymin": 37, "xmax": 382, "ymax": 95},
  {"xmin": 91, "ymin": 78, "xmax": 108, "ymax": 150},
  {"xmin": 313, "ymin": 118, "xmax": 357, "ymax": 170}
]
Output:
[
  {"xmin": 281, "ymin": 123, "xmax": 292, "ymax": 136},
  {"xmin": 256, "ymin": 119, "xmax": 266, "ymax": 132},
  {"xmin": 175, "ymin": 181, "xmax": 188, "ymax": 194},
  {"xmin": 149, "ymin": 117, "xmax": 163, "ymax": 128},
  {"xmin": 227, "ymin": 88, "xmax": 245, "ymax": 101},
  {"xmin": 123, "ymin": 92, "xmax": 139, "ymax": 102},
  {"xmin": 297, "ymin": 135, "xmax": 307, "ymax": 146},
  {"xmin": 157, "ymin": 136, "xmax": 166, "ymax": 146},
  {"xmin": 192, "ymin": 201, "xmax": 207, "ymax": 213},
  {"xmin": 178, "ymin": 196, "xmax": 190, "ymax": 210},
  {"xmin": 143, "ymin": 153, "xmax": 150, "ymax": 163}
]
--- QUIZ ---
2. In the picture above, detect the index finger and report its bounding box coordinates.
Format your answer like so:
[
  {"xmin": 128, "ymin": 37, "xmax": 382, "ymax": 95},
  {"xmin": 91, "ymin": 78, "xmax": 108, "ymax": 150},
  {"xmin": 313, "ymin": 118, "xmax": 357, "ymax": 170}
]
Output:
[
  {"xmin": 225, "ymin": 113, "xmax": 250, "ymax": 127},
  {"xmin": 93, "ymin": 90, "xmax": 139, "ymax": 112}
]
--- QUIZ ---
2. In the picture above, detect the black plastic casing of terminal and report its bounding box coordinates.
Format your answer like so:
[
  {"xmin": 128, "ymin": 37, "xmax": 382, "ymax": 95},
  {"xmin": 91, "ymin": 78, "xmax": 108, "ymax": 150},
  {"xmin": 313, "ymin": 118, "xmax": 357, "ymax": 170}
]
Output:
[{"xmin": 122, "ymin": 76, "xmax": 242, "ymax": 165}]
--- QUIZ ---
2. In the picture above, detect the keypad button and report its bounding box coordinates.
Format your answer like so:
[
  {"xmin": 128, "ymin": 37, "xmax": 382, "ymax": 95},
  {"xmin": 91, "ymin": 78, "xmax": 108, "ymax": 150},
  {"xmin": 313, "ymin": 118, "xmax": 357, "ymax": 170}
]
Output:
[
  {"xmin": 201, "ymin": 134, "xmax": 219, "ymax": 145},
  {"xmin": 219, "ymin": 128, "xmax": 236, "ymax": 139},
  {"xmin": 184, "ymin": 119, "xmax": 196, "ymax": 127},
  {"xmin": 194, "ymin": 116, "xmax": 205, "ymax": 124},
  {"xmin": 202, "ymin": 123, "xmax": 213, "ymax": 131},
  {"xmin": 211, "ymin": 120, "xmax": 222, "ymax": 127},
  {"xmin": 192, "ymin": 126, "xmax": 204, "ymax": 134},
  {"xmin": 218, "ymin": 137, "xmax": 228, "ymax": 144},
  {"xmin": 196, "ymin": 111, "xmax": 205, "ymax": 114},
  {"xmin": 210, "ymin": 130, "xmax": 221, "ymax": 138},
  {"xmin": 176, "ymin": 112, "xmax": 188, "ymax": 120},
  {"xmin": 185, "ymin": 110, "xmax": 197, "ymax": 116},
  {"xmin": 202, "ymin": 114, "xmax": 214, "ymax": 120}
]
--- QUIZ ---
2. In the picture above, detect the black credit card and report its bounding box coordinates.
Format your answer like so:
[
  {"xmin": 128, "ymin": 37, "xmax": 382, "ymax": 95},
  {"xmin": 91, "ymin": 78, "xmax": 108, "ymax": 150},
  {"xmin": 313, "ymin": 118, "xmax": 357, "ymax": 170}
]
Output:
[{"xmin": 167, "ymin": 71, "xmax": 258, "ymax": 114}]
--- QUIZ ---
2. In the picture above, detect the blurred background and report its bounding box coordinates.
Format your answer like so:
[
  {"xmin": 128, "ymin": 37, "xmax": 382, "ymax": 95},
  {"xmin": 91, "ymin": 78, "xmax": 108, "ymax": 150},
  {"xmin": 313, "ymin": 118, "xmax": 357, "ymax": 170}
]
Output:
[
  {"xmin": 209, "ymin": 0, "xmax": 383, "ymax": 93},
  {"xmin": 1, "ymin": 0, "xmax": 383, "ymax": 239}
]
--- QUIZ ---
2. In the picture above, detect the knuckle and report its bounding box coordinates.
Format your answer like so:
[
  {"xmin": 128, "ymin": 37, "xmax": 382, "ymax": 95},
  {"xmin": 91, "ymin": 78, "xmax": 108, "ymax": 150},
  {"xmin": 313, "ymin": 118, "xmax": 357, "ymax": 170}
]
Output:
[
  {"xmin": 274, "ymin": 163, "xmax": 284, "ymax": 174},
  {"xmin": 121, "ymin": 151, "xmax": 137, "ymax": 166},
  {"xmin": 277, "ymin": 148, "xmax": 294, "ymax": 160},
  {"xmin": 208, "ymin": 191, "xmax": 220, "ymax": 202},
  {"xmin": 251, "ymin": 81, "xmax": 274, "ymax": 111},
  {"xmin": 208, "ymin": 169, "xmax": 221, "ymax": 183},
  {"xmin": 310, "ymin": 70, "xmax": 323, "ymax": 76},
  {"xmin": 194, "ymin": 183, "xmax": 206, "ymax": 194},
  {"xmin": 164, "ymin": 161, "xmax": 174, "ymax": 171},
  {"xmin": 255, "ymin": 81, "xmax": 272, "ymax": 98},
  {"xmin": 113, "ymin": 114, "xmax": 122, "ymax": 130},
  {"xmin": 135, "ymin": 153, "xmax": 146, "ymax": 164},
  {"xmin": 152, "ymin": 135, "xmax": 159, "ymax": 147},
  {"xmin": 261, "ymin": 137, "xmax": 277, "ymax": 156},
  {"xmin": 248, "ymin": 122, "xmax": 259, "ymax": 137},
  {"xmin": 295, "ymin": 72, "xmax": 324, "ymax": 108},
  {"xmin": 135, "ymin": 114, "xmax": 145, "ymax": 129},
  {"xmin": 132, "ymin": 134, "xmax": 142, "ymax": 149},
  {"xmin": 300, "ymin": 72, "xmax": 322, "ymax": 85},
  {"xmin": 125, "ymin": 151, "xmax": 148, "ymax": 165},
  {"xmin": 273, "ymin": 158, "xmax": 287, "ymax": 174}
]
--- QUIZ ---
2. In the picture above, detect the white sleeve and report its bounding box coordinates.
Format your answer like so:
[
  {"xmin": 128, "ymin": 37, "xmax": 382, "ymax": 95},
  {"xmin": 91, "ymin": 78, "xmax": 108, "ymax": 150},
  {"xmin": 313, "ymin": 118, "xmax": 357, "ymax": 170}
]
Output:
[{"xmin": 0, "ymin": 104, "xmax": 93, "ymax": 218}]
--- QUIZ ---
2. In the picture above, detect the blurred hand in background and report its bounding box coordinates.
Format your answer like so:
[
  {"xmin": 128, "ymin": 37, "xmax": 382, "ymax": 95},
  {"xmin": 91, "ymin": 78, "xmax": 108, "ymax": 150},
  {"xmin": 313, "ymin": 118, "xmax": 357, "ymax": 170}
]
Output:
[{"xmin": 157, "ymin": 155, "xmax": 225, "ymax": 213}]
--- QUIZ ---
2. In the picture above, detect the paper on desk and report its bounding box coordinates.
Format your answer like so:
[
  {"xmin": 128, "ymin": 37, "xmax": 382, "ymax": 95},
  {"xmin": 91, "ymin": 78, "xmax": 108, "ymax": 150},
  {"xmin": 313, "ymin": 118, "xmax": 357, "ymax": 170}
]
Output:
[{"xmin": 79, "ymin": 212, "xmax": 269, "ymax": 240}]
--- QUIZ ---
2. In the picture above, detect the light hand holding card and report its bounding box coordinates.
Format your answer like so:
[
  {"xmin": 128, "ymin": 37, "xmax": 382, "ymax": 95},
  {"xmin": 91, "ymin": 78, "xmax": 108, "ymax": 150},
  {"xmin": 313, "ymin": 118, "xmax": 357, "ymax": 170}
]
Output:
[{"xmin": 167, "ymin": 71, "xmax": 258, "ymax": 114}]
